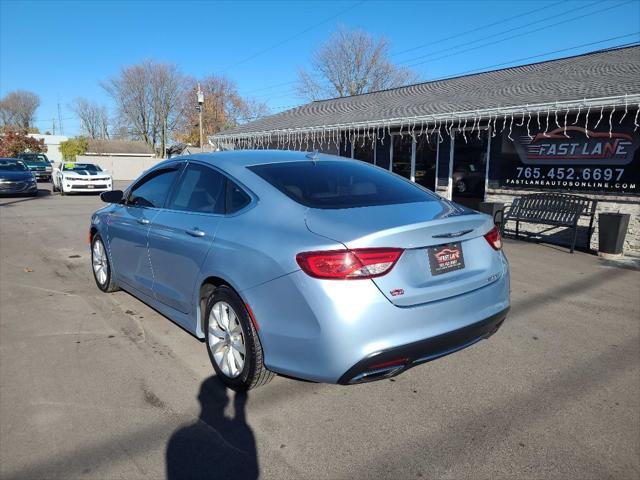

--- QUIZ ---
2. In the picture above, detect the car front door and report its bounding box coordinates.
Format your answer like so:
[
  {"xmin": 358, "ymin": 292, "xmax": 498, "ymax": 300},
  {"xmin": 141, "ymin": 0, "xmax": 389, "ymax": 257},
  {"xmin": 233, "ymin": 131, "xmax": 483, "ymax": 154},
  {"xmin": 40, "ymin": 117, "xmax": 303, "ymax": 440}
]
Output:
[
  {"xmin": 148, "ymin": 162, "xmax": 225, "ymax": 315},
  {"xmin": 107, "ymin": 164, "xmax": 182, "ymax": 295}
]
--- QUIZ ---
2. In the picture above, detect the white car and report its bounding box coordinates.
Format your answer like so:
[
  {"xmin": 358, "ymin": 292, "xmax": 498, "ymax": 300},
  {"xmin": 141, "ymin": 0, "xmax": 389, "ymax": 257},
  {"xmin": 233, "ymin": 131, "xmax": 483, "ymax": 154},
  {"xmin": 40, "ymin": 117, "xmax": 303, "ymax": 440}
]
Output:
[{"xmin": 53, "ymin": 162, "xmax": 113, "ymax": 195}]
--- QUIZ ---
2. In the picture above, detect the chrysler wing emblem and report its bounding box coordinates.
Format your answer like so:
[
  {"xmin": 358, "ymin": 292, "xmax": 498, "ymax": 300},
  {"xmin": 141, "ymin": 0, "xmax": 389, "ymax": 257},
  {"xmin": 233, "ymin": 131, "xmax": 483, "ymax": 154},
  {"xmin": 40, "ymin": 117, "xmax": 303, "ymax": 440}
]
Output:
[{"xmin": 432, "ymin": 229, "xmax": 474, "ymax": 239}]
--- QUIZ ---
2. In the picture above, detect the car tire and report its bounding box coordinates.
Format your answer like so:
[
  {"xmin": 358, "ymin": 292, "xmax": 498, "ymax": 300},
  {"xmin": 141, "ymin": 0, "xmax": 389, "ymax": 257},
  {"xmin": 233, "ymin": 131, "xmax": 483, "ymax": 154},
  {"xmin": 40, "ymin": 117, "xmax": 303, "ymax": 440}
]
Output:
[
  {"xmin": 455, "ymin": 180, "xmax": 467, "ymax": 193},
  {"xmin": 91, "ymin": 234, "xmax": 119, "ymax": 293},
  {"xmin": 204, "ymin": 286, "xmax": 274, "ymax": 390}
]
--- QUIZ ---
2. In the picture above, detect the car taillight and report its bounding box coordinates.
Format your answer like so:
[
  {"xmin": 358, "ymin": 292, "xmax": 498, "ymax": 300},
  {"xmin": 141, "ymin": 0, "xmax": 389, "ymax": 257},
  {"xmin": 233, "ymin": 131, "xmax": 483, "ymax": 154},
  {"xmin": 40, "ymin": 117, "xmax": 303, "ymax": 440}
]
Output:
[
  {"xmin": 484, "ymin": 226, "xmax": 502, "ymax": 250},
  {"xmin": 296, "ymin": 248, "xmax": 404, "ymax": 280}
]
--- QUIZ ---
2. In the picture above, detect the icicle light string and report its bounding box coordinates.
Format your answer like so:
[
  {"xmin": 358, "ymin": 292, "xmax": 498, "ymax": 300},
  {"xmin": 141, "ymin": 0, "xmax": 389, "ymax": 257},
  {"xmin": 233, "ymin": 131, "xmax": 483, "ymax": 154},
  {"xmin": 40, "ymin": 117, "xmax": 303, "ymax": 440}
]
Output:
[
  {"xmin": 593, "ymin": 106, "xmax": 604, "ymax": 130},
  {"xmin": 608, "ymin": 105, "xmax": 616, "ymax": 138},
  {"xmin": 619, "ymin": 95, "xmax": 628, "ymax": 124},
  {"xmin": 584, "ymin": 104, "xmax": 591, "ymax": 139},
  {"xmin": 217, "ymin": 96, "xmax": 638, "ymax": 150},
  {"xmin": 572, "ymin": 102, "xmax": 583, "ymax": 125},
  {"xmin": 508, "ymin": 114, "xmax": 514, "ymax": 141},
  {"xmin": 543, "ymin": 107, "xmax": 550, "ymax": 137},
  {"xmin": 633, "ymin": 103, "xmax": 639, "ymax": 131},
  {"xmin": 554, "ymin": 104, "xmax": 561, "ymax": 131}
]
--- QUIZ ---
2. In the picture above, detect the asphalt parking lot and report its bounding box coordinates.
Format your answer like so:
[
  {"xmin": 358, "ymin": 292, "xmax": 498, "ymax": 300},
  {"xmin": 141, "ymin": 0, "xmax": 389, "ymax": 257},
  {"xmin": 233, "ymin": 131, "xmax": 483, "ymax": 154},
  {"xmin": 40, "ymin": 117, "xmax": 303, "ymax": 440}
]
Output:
[{"xmin": 1, "ymin": 183, "xmax": 639, "ymax": 480}]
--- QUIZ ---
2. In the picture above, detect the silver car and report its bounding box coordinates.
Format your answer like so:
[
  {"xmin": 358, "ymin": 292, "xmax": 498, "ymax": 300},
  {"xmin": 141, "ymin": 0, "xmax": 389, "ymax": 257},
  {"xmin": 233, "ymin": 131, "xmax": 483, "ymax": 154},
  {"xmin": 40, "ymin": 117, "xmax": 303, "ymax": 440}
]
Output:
[{"xmin": 90, "ymin": 151, "xmax": 509, "ymax": 390}]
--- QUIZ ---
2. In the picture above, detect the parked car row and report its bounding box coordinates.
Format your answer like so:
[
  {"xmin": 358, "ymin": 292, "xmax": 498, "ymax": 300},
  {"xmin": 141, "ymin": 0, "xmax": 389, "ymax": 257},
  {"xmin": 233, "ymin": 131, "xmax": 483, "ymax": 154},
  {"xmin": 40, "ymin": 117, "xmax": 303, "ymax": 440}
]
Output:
[{"xmin": 0, "ymin": 154, "xmax": 113, "ymax": 197}]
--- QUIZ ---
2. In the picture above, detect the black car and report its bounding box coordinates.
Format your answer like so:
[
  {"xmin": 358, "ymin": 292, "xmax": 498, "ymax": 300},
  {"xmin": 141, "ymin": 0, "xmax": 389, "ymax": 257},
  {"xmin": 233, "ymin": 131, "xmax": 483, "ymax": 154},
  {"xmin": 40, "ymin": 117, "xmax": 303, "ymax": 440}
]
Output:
[
  {"xmin": 16, "ymin": 153, "xmax": 52, "ymax": 181},
  {"xmin": 0, "ymin": 158, "xmax": 38, "ymax": 196}
]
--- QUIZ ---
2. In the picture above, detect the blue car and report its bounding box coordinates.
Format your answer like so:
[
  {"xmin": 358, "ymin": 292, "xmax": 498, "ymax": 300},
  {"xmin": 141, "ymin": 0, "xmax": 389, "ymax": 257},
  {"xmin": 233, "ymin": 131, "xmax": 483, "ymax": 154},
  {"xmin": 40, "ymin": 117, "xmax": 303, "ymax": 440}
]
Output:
[
  {"xmin": 0, "ymin": 158, "xmax": 38, "ymax": 196},
  {"xmin": 90, "ymin": 151, "xmax": 509, "ymax": 390}
]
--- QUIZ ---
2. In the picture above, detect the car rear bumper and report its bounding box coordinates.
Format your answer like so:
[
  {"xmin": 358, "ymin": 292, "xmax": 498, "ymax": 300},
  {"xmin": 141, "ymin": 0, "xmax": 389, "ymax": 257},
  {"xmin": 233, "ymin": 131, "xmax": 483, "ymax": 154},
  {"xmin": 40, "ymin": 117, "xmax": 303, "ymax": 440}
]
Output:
[
  {"xmin": 32, "ymin": 172, "xmax": 51, "ymax": 181},
  {"xmin": 337, "ymin": 306, "xmax": 509, "ymax": 384},
  {"xmin": 242, "ymin": 256, "xmax": 510, "ymax": 384}
]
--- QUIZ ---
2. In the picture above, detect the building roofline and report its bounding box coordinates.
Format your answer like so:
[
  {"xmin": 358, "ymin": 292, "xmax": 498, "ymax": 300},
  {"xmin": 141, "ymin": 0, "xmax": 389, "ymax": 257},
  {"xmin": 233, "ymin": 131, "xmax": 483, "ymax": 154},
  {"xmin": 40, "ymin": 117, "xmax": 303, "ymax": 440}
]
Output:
[{"xmin": 309, "ymin": 43, "xmax": 640, "ymax": 104}]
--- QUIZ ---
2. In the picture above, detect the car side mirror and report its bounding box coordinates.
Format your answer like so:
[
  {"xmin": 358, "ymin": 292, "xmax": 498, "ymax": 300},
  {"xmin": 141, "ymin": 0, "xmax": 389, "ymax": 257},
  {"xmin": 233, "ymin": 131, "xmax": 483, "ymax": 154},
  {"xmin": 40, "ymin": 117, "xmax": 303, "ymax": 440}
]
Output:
[{"xmin": 101, "ymin": 190, "xmax": 124, "ymax": 204}]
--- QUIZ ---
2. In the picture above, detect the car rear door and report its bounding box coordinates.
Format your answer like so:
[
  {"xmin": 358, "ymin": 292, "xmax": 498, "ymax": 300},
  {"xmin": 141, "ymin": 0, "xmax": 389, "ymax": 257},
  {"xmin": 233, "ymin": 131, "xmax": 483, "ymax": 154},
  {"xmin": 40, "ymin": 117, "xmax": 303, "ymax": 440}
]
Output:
[
  {"xmin": 106, "ymin": 164, "xmax": 182, "ymax": 295},
  {"xmin": 147, "ymin": 161, "xmax": 225, "ymax": 314}
]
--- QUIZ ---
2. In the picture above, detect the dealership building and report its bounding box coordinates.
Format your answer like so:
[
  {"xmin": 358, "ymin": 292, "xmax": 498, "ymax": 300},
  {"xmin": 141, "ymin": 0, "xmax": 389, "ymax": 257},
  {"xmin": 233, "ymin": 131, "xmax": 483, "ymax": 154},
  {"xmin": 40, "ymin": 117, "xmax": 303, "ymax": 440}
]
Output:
[{"xmin": 211, "ymin": 46, "xmax": 640, "ymax": 253}]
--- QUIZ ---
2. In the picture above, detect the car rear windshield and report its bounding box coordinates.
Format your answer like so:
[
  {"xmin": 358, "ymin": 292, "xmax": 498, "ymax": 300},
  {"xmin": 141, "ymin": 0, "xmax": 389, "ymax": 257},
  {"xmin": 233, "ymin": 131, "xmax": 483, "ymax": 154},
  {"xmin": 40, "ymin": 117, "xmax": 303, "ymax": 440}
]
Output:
[
  {"xmin": 20, "ymin": 154, "xmax": 48, "ymax": 163},
  {"xmin": 248, "ymin": 160, "xmax": 436, "ymax": 209}
]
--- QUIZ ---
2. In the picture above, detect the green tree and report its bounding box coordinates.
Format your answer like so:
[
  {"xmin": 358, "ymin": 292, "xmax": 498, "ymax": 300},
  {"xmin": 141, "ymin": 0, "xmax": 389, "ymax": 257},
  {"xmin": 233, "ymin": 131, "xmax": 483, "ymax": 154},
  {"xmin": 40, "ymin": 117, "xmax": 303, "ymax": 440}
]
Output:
[{"xmin": 59, "ymin": 137, "xmax": 89, "ymax": 161}]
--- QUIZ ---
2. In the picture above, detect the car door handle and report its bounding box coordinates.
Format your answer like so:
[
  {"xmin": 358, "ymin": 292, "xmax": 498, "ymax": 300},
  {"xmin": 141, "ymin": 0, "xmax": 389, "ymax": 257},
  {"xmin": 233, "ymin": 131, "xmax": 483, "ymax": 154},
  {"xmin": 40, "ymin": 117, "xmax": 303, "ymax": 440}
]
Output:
[
  {"xmin": 185, "ymin": 228, "xmax": 205, "ymax": 238},
  {"xmin": 137, "ymin": 218, "xmax": 150, "ymax": 225}
]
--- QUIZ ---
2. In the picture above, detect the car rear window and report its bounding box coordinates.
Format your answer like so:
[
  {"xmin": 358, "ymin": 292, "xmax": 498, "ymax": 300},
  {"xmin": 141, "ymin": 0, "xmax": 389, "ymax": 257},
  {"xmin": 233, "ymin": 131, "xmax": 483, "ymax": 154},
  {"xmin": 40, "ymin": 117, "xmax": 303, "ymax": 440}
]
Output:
[{"xmin": 248, "ymin": 160, "xmax": 436, "ymax": 209}]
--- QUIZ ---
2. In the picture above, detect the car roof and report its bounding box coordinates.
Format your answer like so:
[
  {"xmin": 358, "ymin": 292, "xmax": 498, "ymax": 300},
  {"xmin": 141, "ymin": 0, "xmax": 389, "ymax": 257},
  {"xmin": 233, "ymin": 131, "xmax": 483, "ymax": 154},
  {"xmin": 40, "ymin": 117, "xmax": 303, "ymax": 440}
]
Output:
[{"xmin": 173, "ymin": 150, "xmax": 346, "ymax": 169}]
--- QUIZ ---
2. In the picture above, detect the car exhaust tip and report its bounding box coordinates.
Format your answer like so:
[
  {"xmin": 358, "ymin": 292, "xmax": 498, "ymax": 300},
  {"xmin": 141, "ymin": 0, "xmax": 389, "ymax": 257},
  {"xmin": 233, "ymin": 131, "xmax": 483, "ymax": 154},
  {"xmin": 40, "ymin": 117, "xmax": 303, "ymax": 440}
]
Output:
[{"xmin": 348, "ymin": 364, "xmax": 406, "ymax": 384}]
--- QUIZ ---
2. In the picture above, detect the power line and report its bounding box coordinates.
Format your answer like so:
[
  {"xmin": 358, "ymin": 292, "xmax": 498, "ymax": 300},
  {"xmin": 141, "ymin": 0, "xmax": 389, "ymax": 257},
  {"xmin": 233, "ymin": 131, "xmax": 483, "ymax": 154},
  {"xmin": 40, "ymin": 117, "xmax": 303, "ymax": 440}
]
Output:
[
  {"xmin": 400, "ymin": 0, "xmax": 631, "ymax": 68},
  {"xmin": 243, "ymin": 0, "xmax": 633, "ymax": 102},
  {"xmin": 248, "ymin": 35, "xmax": 640, "ymax": 116},
  {"xmin": 220, "ymin": 0, "xmax": 366, "ymax": 72},
  {"xmin": 426, "ymin": 35, "xmax": 640, "ymax": 81},
  {"xmin": 392, "ymin": 0, "xmax": 565, "ymax": 57}
]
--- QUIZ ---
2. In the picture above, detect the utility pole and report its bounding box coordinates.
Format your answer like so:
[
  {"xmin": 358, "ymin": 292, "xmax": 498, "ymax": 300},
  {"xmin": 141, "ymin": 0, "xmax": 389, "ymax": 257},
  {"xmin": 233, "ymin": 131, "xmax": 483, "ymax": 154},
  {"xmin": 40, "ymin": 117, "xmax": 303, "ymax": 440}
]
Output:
[
  {"xmin": 57, "ymin": 98, "xmax": 64, "ymax": 136},
  {"xmin": 197, "ymin": 84, "xmax": 204, "ymax": 148},
  {"xmin": 52, "ymin": 118, "xmax": 56, "ymax": 135}
]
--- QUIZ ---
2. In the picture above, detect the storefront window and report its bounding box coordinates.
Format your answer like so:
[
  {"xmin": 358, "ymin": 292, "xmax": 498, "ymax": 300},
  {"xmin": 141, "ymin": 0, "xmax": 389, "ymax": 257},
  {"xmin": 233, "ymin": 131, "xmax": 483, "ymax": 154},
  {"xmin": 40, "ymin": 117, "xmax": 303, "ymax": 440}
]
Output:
[
  {"xmin": 376, "ymin": 137, "xmax": 391, "ymax": 170},
  {"xmin": 353, "ymin": 137, "xmax": 375, "ymax": 164},
  {"xmin": 339, "ymin": 132, "xmax": 352, "ymax": 158},
  {"xmin": 415, "ymin": 135, "xmax": 438, "ymax": 190},
  {"xmin": 392, "ymin": 135, "xmax": 412, "ymax": 179}
]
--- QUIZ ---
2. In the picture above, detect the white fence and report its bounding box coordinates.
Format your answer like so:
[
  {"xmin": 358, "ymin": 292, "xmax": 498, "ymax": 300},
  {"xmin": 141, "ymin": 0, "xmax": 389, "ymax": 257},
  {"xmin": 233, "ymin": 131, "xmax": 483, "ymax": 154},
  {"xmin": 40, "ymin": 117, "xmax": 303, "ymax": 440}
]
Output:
[{"xmin": 76, "ymin": 155, "xmax": 163, "ymax": 181}]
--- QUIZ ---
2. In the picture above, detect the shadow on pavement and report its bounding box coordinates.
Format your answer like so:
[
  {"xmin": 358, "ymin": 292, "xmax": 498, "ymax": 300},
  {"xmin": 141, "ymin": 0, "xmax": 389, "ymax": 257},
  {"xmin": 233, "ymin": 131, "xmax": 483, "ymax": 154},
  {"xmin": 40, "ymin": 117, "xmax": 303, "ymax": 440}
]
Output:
[
  {"xmin": 166, "ymin": 376, "xmax": 258, "ymax": 480},
  {"xmin": 0, "ymin": 189, "xmax": 50, "ymax": 207}
]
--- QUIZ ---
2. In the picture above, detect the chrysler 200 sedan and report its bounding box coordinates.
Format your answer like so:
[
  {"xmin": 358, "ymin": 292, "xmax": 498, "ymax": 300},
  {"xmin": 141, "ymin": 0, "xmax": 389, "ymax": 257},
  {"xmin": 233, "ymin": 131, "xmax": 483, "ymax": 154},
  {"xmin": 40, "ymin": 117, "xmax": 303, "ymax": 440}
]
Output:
[{"xmin": 90, "ymin": 150, "xmax": 509, "ymax": 390}]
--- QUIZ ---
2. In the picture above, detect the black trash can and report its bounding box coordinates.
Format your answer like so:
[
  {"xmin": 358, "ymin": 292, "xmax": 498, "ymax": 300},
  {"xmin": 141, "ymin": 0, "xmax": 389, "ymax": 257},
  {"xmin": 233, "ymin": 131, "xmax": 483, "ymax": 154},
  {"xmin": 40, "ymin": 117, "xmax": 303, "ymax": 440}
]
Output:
[
  {"xmin": 478, "ymin": 202, "xmax": 505, "ymax": 226},
  {"xmin": 598, "ymin": 213, "xmax": 630, "ymax": 255}
]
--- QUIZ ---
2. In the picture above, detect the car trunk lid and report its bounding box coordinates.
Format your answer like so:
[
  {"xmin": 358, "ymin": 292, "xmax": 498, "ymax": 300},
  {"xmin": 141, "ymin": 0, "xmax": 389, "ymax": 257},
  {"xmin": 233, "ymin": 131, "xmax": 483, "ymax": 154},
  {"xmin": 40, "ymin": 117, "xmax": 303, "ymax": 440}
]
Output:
[{"xmin": 304, "ymin": 200, "xmax": 504, "ymax": 306}]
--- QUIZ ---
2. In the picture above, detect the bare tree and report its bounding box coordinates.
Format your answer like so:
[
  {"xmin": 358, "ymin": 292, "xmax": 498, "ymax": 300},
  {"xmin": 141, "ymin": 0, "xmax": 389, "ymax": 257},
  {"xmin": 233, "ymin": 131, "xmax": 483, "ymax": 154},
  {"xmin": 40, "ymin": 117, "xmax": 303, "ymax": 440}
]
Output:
[
  {"xmin": 0, "ymin": 90, "xmax": 40, "ymax": 130},
  {"xmin": 103, "ymin": 60, "xmax": 186, "ymax": 155},
  {"xmin": 296, "ymin": 27, "xmax": 418, "ymax": 101},
  {"xmin": 71, "ymin": 98, "xmax": 110, "ymax": 139},
  {"xmin": 175, "ymin": 76, "xmax": 269, "ymax": 146}
]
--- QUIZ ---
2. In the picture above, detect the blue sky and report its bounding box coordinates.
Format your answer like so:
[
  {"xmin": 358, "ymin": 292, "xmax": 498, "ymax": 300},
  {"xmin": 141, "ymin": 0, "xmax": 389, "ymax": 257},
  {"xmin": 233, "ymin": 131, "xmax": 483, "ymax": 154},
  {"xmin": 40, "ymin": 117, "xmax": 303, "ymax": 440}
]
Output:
[{"xmin": 1, "ymin": 0, "xmax": 639, "ymax": 136}]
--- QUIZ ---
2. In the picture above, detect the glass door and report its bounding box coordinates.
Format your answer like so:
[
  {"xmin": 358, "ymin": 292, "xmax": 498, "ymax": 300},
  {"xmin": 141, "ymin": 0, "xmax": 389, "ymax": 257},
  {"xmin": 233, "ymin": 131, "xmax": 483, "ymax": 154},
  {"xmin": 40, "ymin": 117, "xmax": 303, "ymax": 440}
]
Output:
[{"xmin": 451, "ymin": 130, "xmax": 489, "ymax": 210}]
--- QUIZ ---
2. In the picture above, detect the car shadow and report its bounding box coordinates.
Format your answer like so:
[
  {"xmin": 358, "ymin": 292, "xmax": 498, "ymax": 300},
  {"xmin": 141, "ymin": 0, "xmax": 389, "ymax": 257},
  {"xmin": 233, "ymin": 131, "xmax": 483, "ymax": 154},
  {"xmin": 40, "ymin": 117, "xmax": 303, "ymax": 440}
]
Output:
[
  {"xmin": 165, "ymin": 376, "xmax": 258, "ymax": 480},
  {"xmin": 0, "ymin": 189, "xmax": 51, "ymax": 207}
]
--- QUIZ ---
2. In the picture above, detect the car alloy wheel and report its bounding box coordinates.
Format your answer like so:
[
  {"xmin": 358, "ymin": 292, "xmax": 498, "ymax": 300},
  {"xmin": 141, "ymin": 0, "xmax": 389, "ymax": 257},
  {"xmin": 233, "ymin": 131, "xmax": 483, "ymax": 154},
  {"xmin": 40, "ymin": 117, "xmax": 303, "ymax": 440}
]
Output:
[
  {"xmin": 91, "ymin": 235, "xmax": 118, "ymax": 292},
  {"xmin": 208, "ymin": 301, "xmax": 246, "ymax": 378},
  {"xmin": 204, "ymin": 286, "xmax": 273, "ymax": 390},
  {"xmin": 92, "ymin": 239, "xmax": 109, "ymax": 286}
]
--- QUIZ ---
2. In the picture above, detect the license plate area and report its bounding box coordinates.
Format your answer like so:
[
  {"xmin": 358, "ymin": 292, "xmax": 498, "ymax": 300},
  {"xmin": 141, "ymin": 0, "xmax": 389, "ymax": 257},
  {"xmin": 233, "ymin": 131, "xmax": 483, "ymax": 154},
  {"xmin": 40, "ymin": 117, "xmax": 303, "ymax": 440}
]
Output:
[{"xmin": 427, "ymin": 242, "xmax": 465, "ymax": 276}]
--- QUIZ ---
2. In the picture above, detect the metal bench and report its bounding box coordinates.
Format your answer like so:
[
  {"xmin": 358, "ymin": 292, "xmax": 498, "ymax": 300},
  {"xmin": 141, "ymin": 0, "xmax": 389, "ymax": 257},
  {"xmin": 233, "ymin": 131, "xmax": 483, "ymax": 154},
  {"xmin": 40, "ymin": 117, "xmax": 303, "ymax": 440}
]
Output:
[{"xmin": 500, "ymin": 193, "xmax": 598, "ymax": 253}]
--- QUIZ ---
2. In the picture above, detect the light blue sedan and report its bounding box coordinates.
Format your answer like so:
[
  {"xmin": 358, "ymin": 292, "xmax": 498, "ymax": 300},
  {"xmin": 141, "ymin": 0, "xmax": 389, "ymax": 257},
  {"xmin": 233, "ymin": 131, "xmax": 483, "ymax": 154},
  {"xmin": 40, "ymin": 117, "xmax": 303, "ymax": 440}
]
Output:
[{"xmin": 90, "ymin": 150, "xmax": 510, "ymax": 389}]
